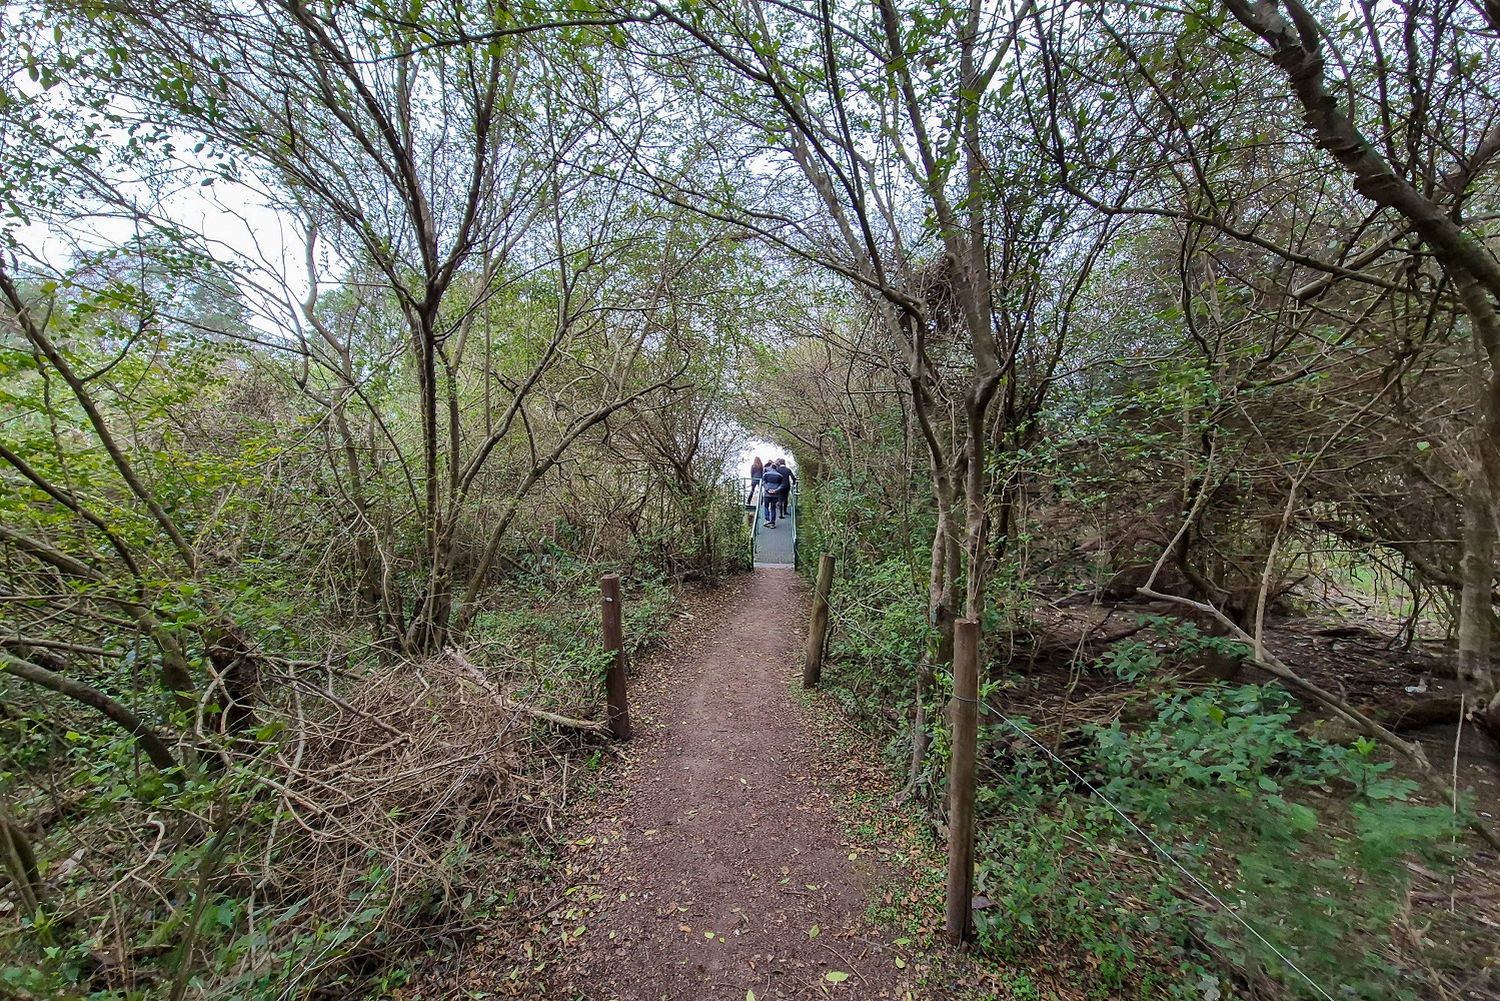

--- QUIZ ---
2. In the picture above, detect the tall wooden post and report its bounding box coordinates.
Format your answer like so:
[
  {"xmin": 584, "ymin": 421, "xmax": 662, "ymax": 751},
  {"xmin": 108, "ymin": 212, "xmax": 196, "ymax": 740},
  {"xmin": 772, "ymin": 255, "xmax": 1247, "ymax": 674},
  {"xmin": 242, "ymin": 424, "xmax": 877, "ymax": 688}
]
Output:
[
  {"xmin": 803, "ymin": 554, "xmax": 836, "ymax": 688},
  {"xmin": 600, "ymin": 574, "xmax": 631, "ymax": 740},
  {"xmin": 945, "ymin": 618, "xmax": 980, "ymax": 945}
]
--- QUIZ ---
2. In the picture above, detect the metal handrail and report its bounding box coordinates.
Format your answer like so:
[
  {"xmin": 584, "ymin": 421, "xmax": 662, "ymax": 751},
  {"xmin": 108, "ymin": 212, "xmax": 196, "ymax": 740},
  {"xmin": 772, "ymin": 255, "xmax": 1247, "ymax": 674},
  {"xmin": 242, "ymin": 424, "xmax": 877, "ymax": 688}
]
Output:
[
  {"xmin": 740, "ymin": 474, "xmax": 799, "ymax": 569},
  {"xmin": 791, "ymin": 484, "xmax": 798, "ymax": 570},
  {"xmin": 748, "ymin": 482, "xmax": 760, "ymax": 566}
]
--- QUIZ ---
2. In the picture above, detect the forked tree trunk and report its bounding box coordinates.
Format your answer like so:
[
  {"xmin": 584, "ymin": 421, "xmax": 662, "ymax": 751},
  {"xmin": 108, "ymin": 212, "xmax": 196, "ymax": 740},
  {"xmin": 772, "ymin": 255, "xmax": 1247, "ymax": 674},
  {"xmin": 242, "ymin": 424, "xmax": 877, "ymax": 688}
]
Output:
[{"xmin": 0, "ymin": 808, "xmax": 41, "ymax": 917}]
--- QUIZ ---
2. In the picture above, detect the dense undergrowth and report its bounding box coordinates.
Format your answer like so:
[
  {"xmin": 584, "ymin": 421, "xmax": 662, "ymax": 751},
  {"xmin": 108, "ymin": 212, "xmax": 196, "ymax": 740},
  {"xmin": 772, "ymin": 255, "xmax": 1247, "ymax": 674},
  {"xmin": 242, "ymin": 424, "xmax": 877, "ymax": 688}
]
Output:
[
  {"xmin": 0, "ymin": 547, "xmax": 696, "ymax": 1000},
  {"xmin": 798, "ymin": 473, "xmax": 1484, "ymax": 1001}
]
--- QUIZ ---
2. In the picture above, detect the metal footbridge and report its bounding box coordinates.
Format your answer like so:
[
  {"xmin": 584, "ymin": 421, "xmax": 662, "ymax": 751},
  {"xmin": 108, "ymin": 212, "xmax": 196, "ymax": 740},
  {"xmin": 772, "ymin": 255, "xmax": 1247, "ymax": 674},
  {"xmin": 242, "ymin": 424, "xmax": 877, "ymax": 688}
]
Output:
[{"xmin": 733, "ymin": 478, "xmax": 798, "ymax": 569}]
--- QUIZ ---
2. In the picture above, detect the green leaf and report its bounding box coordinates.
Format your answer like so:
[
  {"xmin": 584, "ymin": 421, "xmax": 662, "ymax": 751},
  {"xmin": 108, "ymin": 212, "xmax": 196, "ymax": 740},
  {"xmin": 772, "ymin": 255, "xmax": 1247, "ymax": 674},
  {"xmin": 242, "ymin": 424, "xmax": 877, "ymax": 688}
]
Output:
[
  {"xmin": 825, "ymin": 971, "xmax": 850, "ymax": 983},
  {"xmin": 1285, "ymin": 803, "xmax": 1318, "ymax": 832}
]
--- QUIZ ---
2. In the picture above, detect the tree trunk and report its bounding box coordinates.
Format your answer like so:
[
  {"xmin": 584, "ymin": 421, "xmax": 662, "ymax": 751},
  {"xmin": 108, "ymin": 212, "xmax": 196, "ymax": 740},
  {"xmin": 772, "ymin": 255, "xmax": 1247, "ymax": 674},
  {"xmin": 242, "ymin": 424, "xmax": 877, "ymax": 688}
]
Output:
[
  {"xmin": 0, "ymin": 803, "xmax": 41, "ymax": 917},
  {"xmin": 902, "ymin": 505, "xmax": 958, "ymax": 800},
  {"xmin": 1458, "ymin": 465, "xmax": 1497, "ymax": 705},
  {"xmin": 409, "ymin": 306, "xmax": 449, "ymax": 654}
]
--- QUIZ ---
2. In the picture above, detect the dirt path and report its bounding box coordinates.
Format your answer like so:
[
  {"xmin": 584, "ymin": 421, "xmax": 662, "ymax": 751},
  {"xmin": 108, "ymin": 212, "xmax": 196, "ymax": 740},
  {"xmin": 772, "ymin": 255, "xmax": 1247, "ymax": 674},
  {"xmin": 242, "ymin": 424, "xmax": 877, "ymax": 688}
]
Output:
[{"xmin": 556, "ymin": 570, "xmax": 912, "ymax": 1001}]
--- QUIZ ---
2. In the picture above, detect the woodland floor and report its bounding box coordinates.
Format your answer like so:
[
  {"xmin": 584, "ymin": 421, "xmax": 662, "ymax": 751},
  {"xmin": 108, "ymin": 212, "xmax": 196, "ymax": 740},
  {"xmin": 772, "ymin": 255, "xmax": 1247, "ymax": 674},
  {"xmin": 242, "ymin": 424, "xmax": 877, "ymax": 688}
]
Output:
[
  {"xmin": 407, "ymin": 569, "xmax": 933, "ymax": 1000},
  {"xmin": 541, "ymin": 569, "xmax": 912, "ymax": 1000},
  {"xmin": 1013, "ymin": 595, "xmax": 1500, "ymax": 991},
  {"xmin": 410, "ymin": 575, "xmax": 1500, "ymax": 1001},
  {"xmin": 1017, "ymin": 596, "xmax": 1500, "ymax": 819}
]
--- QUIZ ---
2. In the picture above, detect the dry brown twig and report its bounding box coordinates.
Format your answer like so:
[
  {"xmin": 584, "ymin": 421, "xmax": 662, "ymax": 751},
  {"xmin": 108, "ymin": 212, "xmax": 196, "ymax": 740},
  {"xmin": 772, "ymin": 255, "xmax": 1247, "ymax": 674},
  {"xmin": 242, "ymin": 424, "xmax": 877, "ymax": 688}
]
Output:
[{"xmin": 445, "ymin": 648, "xmax": 607, "ymax": 734}]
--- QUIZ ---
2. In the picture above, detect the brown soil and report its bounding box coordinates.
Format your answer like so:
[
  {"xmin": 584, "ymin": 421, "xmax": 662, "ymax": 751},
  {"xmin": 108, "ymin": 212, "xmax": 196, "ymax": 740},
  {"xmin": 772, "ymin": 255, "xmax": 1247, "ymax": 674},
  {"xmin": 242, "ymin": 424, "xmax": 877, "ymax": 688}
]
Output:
[{"xmin": 548, "ymin": 569, "xmax": 913, "ymax": 1001}]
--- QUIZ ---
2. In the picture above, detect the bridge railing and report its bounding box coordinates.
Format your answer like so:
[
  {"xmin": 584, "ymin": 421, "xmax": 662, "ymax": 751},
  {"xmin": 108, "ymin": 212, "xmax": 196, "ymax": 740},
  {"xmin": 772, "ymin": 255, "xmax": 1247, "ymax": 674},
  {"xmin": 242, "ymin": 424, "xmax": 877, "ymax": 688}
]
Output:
[
  {"xmin": 721, "ymin": 474, "xmax": 803, "ymax": 569},
  {"xmin": 750, "ymin": 487, "xmax": 760, "ymax": 566}
]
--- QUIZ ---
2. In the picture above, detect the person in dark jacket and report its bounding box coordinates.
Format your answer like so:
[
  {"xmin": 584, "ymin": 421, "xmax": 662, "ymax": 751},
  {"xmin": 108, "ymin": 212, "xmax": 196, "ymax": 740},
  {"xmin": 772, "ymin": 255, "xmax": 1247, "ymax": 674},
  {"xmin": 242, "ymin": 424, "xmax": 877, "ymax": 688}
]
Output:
[
  {"xmin": 775, "ymin": 458, "xmax": 796, "ymax": 519},
  {"xmin": 748, "ymin": 456, "xmax": 764, "ymax": 507},
  {"xmin": 760, "ymin": 462, "xmax": 785, "ymax": 528}
]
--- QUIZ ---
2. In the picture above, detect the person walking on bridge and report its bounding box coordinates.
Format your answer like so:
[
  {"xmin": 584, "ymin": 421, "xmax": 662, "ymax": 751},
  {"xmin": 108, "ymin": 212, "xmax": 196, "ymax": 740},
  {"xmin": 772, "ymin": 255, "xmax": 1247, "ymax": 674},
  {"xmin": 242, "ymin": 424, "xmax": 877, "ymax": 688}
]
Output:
[
  {"xmin": 761, "ymin": 460, "xmax": 785, "ymax": 528},
  {"xmin": 748, "ymin": 456, "xmax": 764, "ymax": 508},
  {"xmin": 775, "ymin": 458, "xmax": 796, "ymax": 520}
]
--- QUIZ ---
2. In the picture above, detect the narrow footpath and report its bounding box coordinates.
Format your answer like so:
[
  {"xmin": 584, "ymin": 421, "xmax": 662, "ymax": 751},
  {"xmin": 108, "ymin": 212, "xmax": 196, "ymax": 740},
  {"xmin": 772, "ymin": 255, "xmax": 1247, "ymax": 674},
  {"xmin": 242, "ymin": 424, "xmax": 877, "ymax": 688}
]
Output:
[{"xmin": 556, "ymin": 570, "xmax": 912, "ymax": 1000}]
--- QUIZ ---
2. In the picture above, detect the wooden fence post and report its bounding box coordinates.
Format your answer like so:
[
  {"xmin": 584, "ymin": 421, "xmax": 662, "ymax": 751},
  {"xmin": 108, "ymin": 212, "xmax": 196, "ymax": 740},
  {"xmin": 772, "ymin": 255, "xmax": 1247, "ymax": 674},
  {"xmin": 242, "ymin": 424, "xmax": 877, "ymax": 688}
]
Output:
[
  {"xmin": 600, "ymin": 574, "xmax": 631, "ymax": 740},
  {"xmin": 945, "ymin": 617, "xmax": 980, "ymax": 946},
  {"xmin": 802, "ymin": 553, "xmax": 835, "ymax": 688}
]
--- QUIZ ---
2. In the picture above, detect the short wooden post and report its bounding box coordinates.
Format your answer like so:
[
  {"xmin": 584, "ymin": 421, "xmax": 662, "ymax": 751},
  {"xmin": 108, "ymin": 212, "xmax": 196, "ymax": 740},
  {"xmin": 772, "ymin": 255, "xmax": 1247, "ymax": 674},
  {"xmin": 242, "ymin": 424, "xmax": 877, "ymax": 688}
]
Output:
[
  {"xmin": 945, "ymin": 617, "xmax": 980, "ymax": 945},
  {"xmin": 802, "ymin": 554, "xmax": 835, "ymax": 688},
  {"xmin": 600, "ymin": 574, "xmax": 631, "ymax": 740}
]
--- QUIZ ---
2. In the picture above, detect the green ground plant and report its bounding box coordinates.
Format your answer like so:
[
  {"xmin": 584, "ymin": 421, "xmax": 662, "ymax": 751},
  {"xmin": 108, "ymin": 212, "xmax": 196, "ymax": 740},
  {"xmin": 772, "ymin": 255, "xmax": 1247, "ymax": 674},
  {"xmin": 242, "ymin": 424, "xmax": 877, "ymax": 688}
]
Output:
[
  {"xmin": 801, "ymin": 472, "xmax": 1474, "ymax": 999},
  {"xmin": 970, "ymin": 674, "xmax": 1464, "ymax": 999}
]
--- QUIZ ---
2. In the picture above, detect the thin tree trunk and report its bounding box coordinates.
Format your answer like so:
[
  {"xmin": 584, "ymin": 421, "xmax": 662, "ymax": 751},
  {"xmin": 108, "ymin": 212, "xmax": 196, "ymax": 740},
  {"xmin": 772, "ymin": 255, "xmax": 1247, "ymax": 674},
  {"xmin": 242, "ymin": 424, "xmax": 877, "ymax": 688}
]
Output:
[
  {"xmin": 409, "ymin": 306, "xmax": 447, "ymax": 653},
  {"xmin": 0, "ymin": 802, "xmax": 41, "ymax": 917},
  {"xmin": 1457, "ymin": 465, "xmax": 1496, "ymax": 702},
  {"xmin": 900, "ymin": 522, "xmax": 948, "ymax": 803},
  {"xmin": 900, "ymin": 495, "xmax": 962, "ymax": 801}
]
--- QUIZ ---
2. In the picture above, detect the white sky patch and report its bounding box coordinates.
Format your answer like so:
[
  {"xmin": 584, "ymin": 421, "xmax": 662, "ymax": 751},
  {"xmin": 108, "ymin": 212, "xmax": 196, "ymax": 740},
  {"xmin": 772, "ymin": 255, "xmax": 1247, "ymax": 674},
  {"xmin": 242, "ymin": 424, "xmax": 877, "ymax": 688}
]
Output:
[
  {"xmin": 730, "ymin": 435, "xmax": 795, "ymax": 479},
  {"xmin": 14, "ymin": 162, "xmax": 316, "ymax": 342}
]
